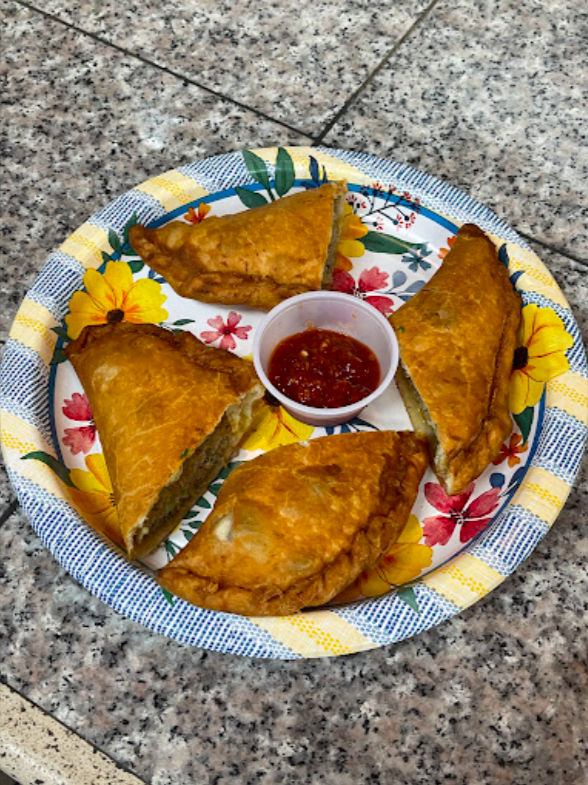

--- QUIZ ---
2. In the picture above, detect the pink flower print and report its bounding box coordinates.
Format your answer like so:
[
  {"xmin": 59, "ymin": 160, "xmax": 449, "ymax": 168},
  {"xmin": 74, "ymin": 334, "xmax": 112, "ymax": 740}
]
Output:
[
  {"xmin": 200, "ymin": 311, "xmax": 252, "ymax": 351},
  {"xmin": 332, "ymin": 266, "xmax": 394, "ymax": 317},
  {"xmin": 62, "ymin": 392, "xmax": 96, "ymax": 455},
  {"xmin": 422, "ymin": 482, "xmax": 501, "ymax": 547},
  {"xmin": 63, "ymin": 392, "xmax": 92, "ymax": 421},
  {"xmin": 63, "ymin": 426, "xmax": 97, "ymax": 455}
]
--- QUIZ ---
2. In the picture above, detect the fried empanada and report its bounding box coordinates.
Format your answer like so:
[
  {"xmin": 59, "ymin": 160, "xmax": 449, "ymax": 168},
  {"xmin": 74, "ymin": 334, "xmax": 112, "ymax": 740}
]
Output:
[
  {"xmin": 158, "ymin": 431, "xmax": 429, "ymax": 616},
  {"xmin": 66, "ymin": 323, "xmax": 263, "ymax": 558},
  {"xmin": 391, "ymin": 223, "xmax": 522, "ymax": 496},
  {"xmin": 128, "ymin": 181, "xmax": 348, "ymax": 311}
]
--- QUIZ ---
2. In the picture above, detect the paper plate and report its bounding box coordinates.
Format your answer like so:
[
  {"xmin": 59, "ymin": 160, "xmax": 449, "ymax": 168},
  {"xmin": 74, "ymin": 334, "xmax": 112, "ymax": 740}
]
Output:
[{"xmin": 1, "ymin": 147, "xmax": 586, "ymax": 659}]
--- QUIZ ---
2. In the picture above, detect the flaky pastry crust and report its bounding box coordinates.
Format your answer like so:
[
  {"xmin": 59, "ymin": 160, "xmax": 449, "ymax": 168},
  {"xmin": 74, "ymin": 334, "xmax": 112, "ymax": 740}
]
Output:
[
  {"xmin": 128, "ymin": 181, "xmax": 348, "ymax": 311},
  {"xmin": 66, "ymin": 323, "xmax": 263, "ymax": 558},
  {"xmin": 158, "ymin": 431, "xmax": 429, "ymax": 616},
  {"xmin": 391, "ymin": 223, "xmax": 522, "ymax": 495}
]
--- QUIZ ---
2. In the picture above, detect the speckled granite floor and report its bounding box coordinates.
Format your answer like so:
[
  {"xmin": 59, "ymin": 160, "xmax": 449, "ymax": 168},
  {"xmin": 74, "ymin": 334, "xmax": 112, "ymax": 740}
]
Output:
[{"xmin": 1, "ymin": 0, "xmax": 587, "ymax": 783}]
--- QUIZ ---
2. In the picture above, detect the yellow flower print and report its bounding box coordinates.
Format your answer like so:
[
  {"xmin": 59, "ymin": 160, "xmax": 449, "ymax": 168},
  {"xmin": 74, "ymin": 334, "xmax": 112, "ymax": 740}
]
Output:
[
  {"xmin": 509, "ymin": 303, "xmax": 574, "ymax": 415},
  {"xmin": 336, "ymin": 203, "xmax": 369, "ymax": 271},
  {"xmin": 240, "ymin": 402, "xmax": 314, "ymax": 452},
  {"xmin": 334, "ymin": 515, "xmax": 433, "ymax": 602},
  {"xmin": 68, "ymin": 453, "xmax": 122, "ymax": 548},
  {"xmin": 363, "ymin": 514, "xmax": 433, "ymax": 593},
  {"xmin": 65, "ymin": 261, "xmax": 168, "ymax": 340}
]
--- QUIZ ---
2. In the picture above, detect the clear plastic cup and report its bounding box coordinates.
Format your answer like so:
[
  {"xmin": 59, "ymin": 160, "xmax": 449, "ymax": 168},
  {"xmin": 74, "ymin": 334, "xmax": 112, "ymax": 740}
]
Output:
[{"xmin": 253, "ymin": 291, "xmax": 399, "ymax": 427}]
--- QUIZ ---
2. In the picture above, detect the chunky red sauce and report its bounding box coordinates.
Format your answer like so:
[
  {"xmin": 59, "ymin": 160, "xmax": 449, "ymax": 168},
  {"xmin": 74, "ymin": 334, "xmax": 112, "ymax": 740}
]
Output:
[{"xmin": 268, "ymin": 328, "xmax": 380, "ymax": 409}]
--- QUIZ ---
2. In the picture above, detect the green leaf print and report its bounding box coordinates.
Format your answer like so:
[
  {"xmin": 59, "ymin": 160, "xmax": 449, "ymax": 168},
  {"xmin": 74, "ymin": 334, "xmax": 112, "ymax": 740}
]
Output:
[
  {"xmin": 161, "ymin": 587, "xmax": 175, "ymax": 606},
  {"xmin": 275, "ymin": 148, "xmax": 295, "ymax": 197},
  {"xmin": 22, "ymin": 451, "xmax": 75, "ymax": 488},
  {"xmin": 50, "ymin": 348, "xmax": 68, "ymax": 365},
  {"xmin": 242, "ymin": 150, "xmax": 273, "ymax": 194},
  {"xmin": 123, "ymin": 213, "xmax": 139, "ymax": 245},
  {"xmin": 235, "ymin": 186, "xmax": 268, "ymax": 209},
  {"xmin": 361, "ymin": 231, "xmax": 426, "ymax": 255},
  {"xmin": 513, "ymin": 406, "xmax": 534, "ymax": 446},
  {"xmin": 108, "ymin": 229, "xmax": 121, "ymax": 255},
  {"xmin": 127, "ymin": 260, "xmax": 144, "ymax": 274},
  {"xmin": 51, "ymin": 325, "xmax": 69, "ymax": 341},
  {"xmin": 396, "ymin": 586, "xmax": 421, "ymax": 614}
]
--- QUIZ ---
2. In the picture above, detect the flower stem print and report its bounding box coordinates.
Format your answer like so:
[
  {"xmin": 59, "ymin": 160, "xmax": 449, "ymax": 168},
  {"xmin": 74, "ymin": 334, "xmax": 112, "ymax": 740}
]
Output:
[
  {"xmin": 358, "ymin": 184, "xmax": 422, "ymax": 228},
  {"xmin": 343, "ymin": 187, "xmax": 431, "ymax": 261},
  {"xmin": 104, "ymin": 213, "xmax": 140, "ymax": 267}
]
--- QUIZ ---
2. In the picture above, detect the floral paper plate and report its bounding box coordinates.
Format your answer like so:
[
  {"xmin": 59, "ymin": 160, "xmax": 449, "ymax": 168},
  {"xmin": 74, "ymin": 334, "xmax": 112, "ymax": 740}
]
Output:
[{"xmin": 1, "ymin": 147, "xmax": 587, "ymax": 659}]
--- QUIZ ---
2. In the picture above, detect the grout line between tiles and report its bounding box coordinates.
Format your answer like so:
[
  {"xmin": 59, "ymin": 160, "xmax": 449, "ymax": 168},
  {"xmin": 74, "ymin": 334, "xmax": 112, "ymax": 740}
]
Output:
[
  {"xmin": 0, "ymin": 679, "xmax": 149, "ymax": 785},
  {"xmin": 11, "ymin": 0, "xmax": 313, "ymax": 141},
  {"xmin": 0, "ymin": 499, "xmax": 19, "ymax": 529},
  {"xmin": 514, "ymin": 230, "xmax": 588, "ymax": 268},
  {"xmin": 312, "ymin": 0, "xmax": 441, "ymax": 144}
]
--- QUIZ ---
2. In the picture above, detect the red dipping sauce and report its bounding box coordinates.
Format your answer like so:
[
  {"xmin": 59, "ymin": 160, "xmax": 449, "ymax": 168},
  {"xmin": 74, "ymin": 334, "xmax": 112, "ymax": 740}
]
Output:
[{"xmin": 268, "ymin": 328, "xmax": 381, "ymax": 409}]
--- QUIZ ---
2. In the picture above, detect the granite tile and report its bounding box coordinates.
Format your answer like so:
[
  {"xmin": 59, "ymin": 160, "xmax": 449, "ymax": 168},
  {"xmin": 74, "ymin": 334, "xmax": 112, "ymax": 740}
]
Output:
[
  {"xmin": 20, "ymin": 0, "xmax": 433, "ymax": 136},
  {"xmin": 1, "ymin": 425, "xmax": 586, "ymax": 785},
  {"xmin": 323, "ymin": 0, "xmax": 588, "ymax": 259},
  {"xmin": 2, "ymin": 0, "xmax": 586, "ymax": 782},
  {"xmin": 530, "ymin": 241, "xmax": 588, "ymax": 343},
  {"xmin": 0, "ymin": 683, "xmax": 147, "ymax": 785},
  {"xmin": 0, "ymin": 488, "xmax": 16, "ymax": 518},
  {"xmin": 0, "ymin": 0, "xmax": 309, "ymax": 351}
]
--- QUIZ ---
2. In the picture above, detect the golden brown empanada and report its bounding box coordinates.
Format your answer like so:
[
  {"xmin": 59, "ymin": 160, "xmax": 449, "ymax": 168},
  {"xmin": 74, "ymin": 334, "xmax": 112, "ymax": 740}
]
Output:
[
  {"xmin": 128, "ymin": 181, "xmax": 348, "ymax": 311},
  {"xmin": 66, "ymin": 323, "xmax": 263, "ymax": 558},
  {"xmin": 391, "ymin": 223, "xmax": 521, "ymax": 496},
  {"xmin": 158, "ymin": 431, "xmax": 429, "ymax": 616}
]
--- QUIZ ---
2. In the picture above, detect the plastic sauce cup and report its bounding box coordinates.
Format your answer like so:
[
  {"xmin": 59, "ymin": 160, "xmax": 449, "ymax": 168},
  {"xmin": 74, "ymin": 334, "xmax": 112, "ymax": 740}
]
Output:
[{"xmin": 253, "ymin": 291, "xmax": 399, "ymax": 427}]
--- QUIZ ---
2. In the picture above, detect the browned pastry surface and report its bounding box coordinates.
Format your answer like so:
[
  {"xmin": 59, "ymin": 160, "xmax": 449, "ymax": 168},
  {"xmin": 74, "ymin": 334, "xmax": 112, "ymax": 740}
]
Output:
[
  {"xmin": 66, "ymin": 323, "xmax": 263, "ymax": 558},
  {"xmin": 158, "ymin": 431, "xmax": 429, "ymax": 616},
  {"xmin": 391, "ymin": 223, "xmax": 522, "ymax": 495},
  {"xmin": 128, "ymin": 181, "xmax": 348, "ymax": 311}
]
